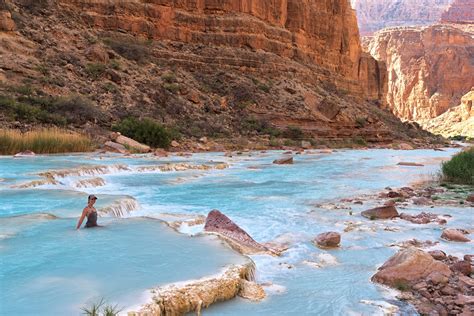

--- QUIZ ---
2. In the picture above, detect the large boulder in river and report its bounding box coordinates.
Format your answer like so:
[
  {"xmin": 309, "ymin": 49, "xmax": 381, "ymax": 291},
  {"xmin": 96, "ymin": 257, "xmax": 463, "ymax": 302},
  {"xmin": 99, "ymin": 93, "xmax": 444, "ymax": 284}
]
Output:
[
  {"xmin": 204, "ymin": 210, "xmax": 269, "ymax": 255},
  {"xmin": 362, "ymin": 205, "xmax": 399, "ymax": 220},
  {"xmin": 441, "ymin": 228, "xmax": 470, "ymax": 242},
  {"xmin": 314, "ymin": 232, "xmax": 341, "ymax": 248},
  {"xmin": 372, "ymin": 248, "xmax": 452, "ymax": 287}
]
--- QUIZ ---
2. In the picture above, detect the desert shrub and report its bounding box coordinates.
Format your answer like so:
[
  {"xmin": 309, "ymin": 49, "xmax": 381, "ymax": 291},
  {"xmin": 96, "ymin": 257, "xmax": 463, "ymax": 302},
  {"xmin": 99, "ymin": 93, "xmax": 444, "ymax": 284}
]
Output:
[
  {"xmin": 24, "ymin": 95, "xmax": 103, "ymax": 125},
  {"xmin": 161, "ymin": 72, "xmax": 176, "ymax": 83},
  {"xmin": 103, "ymin": 37, "xmax": 151, "ymax": 63},
  {"xmin": 85, "ymin": 63, "xmax": 106, "ymax": 79},
  {"xmin": 163, "ymin": 83, "xmax": 180, "ymax": 93},
  {"xmin": 353, "ymin": 136, "xmax": 368, "ymax": 147},
  {"xmin": 241, "ymin": 117, "xmax": 281, "ymax": 137},
  {"xmin": 282, "ymin": 126, "xmax": 304, "ymax": 140},
  {"xmin": 113, "ymin": 117, "xmax": 173, "ymax": 148},
  {"xmin": 441, "ymin": 147, "xmax": 474, "ymax": 185},
  {"xmin": 0, "ymin": 129, "xmax": 94, "ymax": 155},
  {"xmin": 355, "ymin": 117, "xmax": 367, "ymax": 128},
  {"xmin": 0, "ymin": 95, "xmax": 67, "ymax": 125}
]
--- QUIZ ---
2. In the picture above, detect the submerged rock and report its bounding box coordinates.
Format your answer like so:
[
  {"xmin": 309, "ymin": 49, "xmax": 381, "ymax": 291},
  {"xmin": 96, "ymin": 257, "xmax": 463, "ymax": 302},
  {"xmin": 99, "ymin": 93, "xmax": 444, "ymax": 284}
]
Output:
[
  {"xmin": 273, "ymin": 157, "xmax": 293, "ymax": 165},
  {"xmin": 400, "ymin": 212, "xmax": 446, "ymax": 225},
  {"xmin": 397, "ymin": 162, "xmax": 424, "ymax": 167},
  {"xmin": 441, "ymin": 228, "xmax": 471, "ymax": 242},
  {"xmin": 372, "ymin": 248, "xmax": 451, "ymax": 288},
  {"xmin": 204, "ymin": 210, "xmax": 270, "ymax": 255},
  {"xmin": 313, "ymin": 232, "xmax": 341, "ymax": 248},
  {"xmin": 362, "ymin": 205, "xmax": 399, "ymax": 220}
]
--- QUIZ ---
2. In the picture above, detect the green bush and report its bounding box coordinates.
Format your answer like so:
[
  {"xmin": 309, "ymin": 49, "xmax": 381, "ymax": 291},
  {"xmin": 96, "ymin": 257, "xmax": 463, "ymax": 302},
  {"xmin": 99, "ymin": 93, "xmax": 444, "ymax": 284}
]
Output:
[
  {"xmin": 113, "ymin": 117, "xmax": 173, "ymax": 148},
  {"xmin": 282, "ymin": 126, "xmax": 304, "ymax": 140},
  {"xmin": 441, "ymin": 147, "xmax": 474, "ymax": 185}
]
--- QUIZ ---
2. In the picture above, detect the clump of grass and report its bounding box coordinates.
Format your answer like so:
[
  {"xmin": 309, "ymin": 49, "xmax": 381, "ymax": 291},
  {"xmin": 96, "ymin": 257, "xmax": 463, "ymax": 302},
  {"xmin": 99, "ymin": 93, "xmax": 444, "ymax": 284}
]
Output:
[
  {"xmin": 441, "ymin": 147, "xmax": 474, "ymax": 185},
  {"xmin": 0, "ymin": 129, "xmax": 95, "ymax": 155},
  {"xmin": 81, "ymin": 298, "xmax": 122, "ymax": 316},
  {"xmin": 353, "ymin": 136, "xmax": 368, "ymax": 147},
  {"xmin": 113, "ymin": 117, "xmax": 175, "ymax": 148}
]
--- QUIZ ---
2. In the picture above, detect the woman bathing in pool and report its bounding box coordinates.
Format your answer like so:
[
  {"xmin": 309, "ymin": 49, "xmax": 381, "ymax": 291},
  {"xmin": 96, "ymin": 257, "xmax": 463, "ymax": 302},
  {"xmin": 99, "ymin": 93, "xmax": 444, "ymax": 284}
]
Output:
[{"xmin": 76, "ymin": 195, "xmax": 100, "ymax": 229}]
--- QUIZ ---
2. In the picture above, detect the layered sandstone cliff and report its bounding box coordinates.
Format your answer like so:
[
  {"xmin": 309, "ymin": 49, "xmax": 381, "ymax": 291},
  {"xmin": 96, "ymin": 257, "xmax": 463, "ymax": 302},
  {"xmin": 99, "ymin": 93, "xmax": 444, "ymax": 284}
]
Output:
[
  {"xmin": 352, "ymin": 0, "xmax": 453, "ymax": 35},
  {"xmin": 0, "ymin": 0, "xmax": 433, "ymax": 144},
  {"xmin": 441, "ymin": 0, "xmax": 474, "ymax": 23},
  {"xmin": 422, "ymin": 90, "xmax": 474, "ymax": 138},
  {"xmin": 366, "ymin": 24, "xmax": 474, "ymax": 122}
]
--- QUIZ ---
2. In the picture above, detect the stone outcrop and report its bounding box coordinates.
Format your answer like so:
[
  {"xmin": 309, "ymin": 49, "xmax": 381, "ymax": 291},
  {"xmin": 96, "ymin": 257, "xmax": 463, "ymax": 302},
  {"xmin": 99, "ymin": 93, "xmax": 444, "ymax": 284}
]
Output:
[
  {"xmin": 361, "ymin": 205, "xmax": 399, "ymax": 219},
  {"xmin": 204, "ymin": 210, "xmax": 270, "ymax": 255},
  {"xmin": 111, "ymin": 133, "xmax": 151, "ymax": 153},
  {"xmin": 373, "ymin": 249, "xmax": 474, "ymax": 316},
  {"xmin": 366, "ymin": 24, "xmax": 474, "ymax": 122},
  {"xmin": 372, "ymin": 248, "xmax": 452, "ymax": 287},
  {"xmin": 0, "ymin": 8, "xmax": 15, "ymax": 32},
  {"xmin": 441, "ymin": 0, "xmax": 474, "ymax": 23},
  {"xmin": 314, "ymin": 232, "xmax": 341, "ymax": 248},
  {"xmin": 130, "ymin": 262, "xmax": 257, "ymax": 316},
  {"xmin": 351, "ymin": 0, "xmax": 453, "ymax": 35},
  {"xmin": 422, "ymin": 89, "xmax": 474, "ymax": 138}
]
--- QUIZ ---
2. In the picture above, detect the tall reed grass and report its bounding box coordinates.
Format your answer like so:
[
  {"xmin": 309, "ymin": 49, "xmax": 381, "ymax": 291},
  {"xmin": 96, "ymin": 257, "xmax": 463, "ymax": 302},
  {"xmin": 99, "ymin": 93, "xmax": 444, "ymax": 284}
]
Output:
[
  {"xmin": 0, "ymin": 129, "xmax": 95, "ymax": 155},
  {"xmin": 441, "ymin": 147, "xmax": 474, "ymax": 185}
]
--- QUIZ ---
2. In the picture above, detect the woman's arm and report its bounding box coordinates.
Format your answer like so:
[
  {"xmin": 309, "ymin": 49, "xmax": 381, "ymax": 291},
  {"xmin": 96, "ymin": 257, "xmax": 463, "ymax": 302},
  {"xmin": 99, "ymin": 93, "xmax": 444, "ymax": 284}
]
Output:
[{"xmin": 76, "ymin": 208, "xmax": 88, "ymax": 229}]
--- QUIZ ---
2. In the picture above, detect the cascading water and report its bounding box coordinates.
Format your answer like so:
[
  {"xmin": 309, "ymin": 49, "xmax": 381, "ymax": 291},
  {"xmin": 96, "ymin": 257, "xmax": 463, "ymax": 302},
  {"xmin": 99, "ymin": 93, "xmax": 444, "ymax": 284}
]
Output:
[{"xmin": 1, "ymin": 149, "xmax": 472, "ymax": 315}]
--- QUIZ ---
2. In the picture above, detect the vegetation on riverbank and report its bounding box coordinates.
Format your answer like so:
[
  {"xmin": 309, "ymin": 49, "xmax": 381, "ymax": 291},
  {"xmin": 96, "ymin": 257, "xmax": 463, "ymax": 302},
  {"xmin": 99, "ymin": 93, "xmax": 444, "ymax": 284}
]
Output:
[
  {"xmin": 0, "ymin": 129, "xmax": 95, "ymax": 155},
  {"xmin": 112, "ymin": 117, "xmax": 176, "ymax": 148},
  {"xmin": 441, "ymin": 147, "xmax": 474, "ymax": 185}
]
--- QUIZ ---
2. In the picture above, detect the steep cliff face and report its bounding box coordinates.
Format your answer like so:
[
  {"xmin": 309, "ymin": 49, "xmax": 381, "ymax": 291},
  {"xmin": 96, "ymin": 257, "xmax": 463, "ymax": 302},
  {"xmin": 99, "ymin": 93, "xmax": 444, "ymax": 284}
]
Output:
[
  {"xmin": 59, "ymin": 0, "xmax": 366, "ymax": 92},
  {"xmin": 422, "ymin": 89, "xmax": 474, "ymax": 138},
  {"xmin": 441, "ymin": 0, "xmax": 474, "ymax": 23},
  {"xmin": 352, "ymin": 0, "xmax": 453, "ymax": 35},
  {"xmin": 366, "ymin": 25, "xmax": 474, "ymax": 122},
  {"xmin": 0, "ymin": 0, "xmax": 430, "ymax": 144}
]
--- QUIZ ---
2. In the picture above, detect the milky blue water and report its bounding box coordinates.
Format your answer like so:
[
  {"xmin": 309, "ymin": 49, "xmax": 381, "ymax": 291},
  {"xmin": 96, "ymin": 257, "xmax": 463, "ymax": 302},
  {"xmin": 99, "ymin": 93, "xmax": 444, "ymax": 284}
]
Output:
[{"xmin": 1, "ymin": 148, "xmax": 473, "ymax": 315}]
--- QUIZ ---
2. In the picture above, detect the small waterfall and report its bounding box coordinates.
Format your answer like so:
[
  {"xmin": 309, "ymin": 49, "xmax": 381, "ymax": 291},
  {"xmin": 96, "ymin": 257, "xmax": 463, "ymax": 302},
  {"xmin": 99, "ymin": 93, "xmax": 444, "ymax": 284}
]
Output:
[
  {"xmin": 12, "ymin": 178, "xmax": 58, "ymax": 189},
  {"xmin": 98, "ymin": 198, "xmax": 140, "ymax": 217},
  {"xmin": 39, "ymin": 164, "xmax": 130, "ymax": 179},
  {"xmin": 74, "ymin": 177, "xmax": 106, "ymax": 188},
  {"xmin": 136, "ymin": 162, "xmax": 229, "ymax": 173}
]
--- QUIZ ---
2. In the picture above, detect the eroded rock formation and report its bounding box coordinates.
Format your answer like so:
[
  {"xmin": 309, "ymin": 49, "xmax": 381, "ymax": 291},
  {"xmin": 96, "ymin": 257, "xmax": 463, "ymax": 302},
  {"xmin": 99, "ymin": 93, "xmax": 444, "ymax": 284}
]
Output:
[
  {"xmin": 366, "ymin": 24, "xmax": 474, "ymax": 122},
  {"xmin": 441, "ymin": 0, "xmax": 474, "ymax": 23},
  {"xmin": 352, "ymin": 0, "xmax": 453, "ymax": 35},
  {"xmin": 130, "ymin": 262, "xmax": 258, "ymax": 316},
  {"xmin": 422, "ymin": 89, "xmax": 474, "ymax": 138}
]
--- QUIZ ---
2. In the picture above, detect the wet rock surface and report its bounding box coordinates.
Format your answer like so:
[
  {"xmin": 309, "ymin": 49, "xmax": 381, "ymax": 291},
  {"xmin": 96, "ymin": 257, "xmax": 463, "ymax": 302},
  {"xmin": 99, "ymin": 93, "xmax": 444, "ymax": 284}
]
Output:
[
  {"xmin": 273, "ymin": 157, "xmax": 294, "ymax": 165},
  {"xmin": 373, "ymin": 248, "xmax": 474, "ymax": 316},
  {"xmin": 204, "ymin": 210, "xmax": 270, "ymax": 255},
  {"xmin": 400, "ymin": 212, "xmax": 447, "ymax": 225},
  {"xmin": 314, "ymin": 232, "xmax": 341, "ymax": 248},
  {"xmin": 441, "ymin": 228, "xmax": 471, "ymax": 242},
  {"xmin": 361, "ymin": 205, "xmax": 399, "ymax": 219}
]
